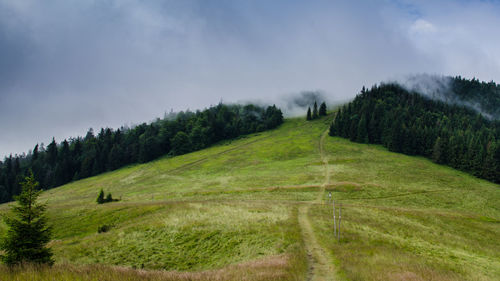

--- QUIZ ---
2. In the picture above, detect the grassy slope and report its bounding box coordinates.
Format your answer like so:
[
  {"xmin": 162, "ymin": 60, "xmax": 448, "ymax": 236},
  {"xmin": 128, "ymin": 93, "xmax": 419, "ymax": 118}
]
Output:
[
  {"xmin": 0, "ymin": 117, "xmax": 324, "ymax": 280},
  {"xmin": 0, "ymin": 115, "xmax": 499, "ymax": 281},
  {"xmin": 313, "ymin": 137, "xmax": 500, "ymax": 281}
]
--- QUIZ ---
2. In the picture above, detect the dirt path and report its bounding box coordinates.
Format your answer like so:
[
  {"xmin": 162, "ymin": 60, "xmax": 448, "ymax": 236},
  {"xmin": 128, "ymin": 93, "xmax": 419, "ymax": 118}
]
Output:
[
  {"xmin": 297, "ymin": 129, "xmax": 337, "ymax": 281},
  {"xmin": 319, "ymin": 129, "xmax": 331, "ymax": 189}
]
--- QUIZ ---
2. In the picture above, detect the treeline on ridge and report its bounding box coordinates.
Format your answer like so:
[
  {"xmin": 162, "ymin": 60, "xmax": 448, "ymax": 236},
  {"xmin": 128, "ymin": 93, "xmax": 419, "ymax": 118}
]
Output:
[
  {"xmin": 329, "ymin": 83, "xmax": 500, "ymax": 183},
  {"xmin": 0, "ymin": 103, "xmax": 283, "ymax": 203},
  {"xmin": 450, "ymin": 76, "xmax": 500, "ymax": 119}
]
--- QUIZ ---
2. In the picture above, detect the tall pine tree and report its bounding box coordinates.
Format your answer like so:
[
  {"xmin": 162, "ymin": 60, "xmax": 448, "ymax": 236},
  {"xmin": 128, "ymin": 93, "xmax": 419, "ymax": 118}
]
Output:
[
  {"xmin": 312, "ymin": 101, "xmax": 318, "ymax": 119},
  {"xmin": 46, "ymin": 138, "xmax": 58, "ymax": 167},
  {"xmin": 319, "ymin": 102, "xmax": 327, "ymax": 116},
  {"xmin": 1, "ymin": 171, "xmax": 53, "ymax": 265}
]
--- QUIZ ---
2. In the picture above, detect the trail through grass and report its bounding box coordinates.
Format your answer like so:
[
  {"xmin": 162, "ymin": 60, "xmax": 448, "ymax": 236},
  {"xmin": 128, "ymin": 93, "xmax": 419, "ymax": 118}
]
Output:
[
  {"xmin": 310, "ymin": 136, "xmax": 500, "ymax": 281},
  {"xmin": 297, "ymin": 129, "xmax": 339, "ymax": 281}
]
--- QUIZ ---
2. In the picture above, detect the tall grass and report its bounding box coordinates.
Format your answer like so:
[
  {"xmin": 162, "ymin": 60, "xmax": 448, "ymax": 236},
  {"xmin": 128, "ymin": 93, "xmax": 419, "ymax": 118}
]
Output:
[
  {"xmin": 0, "ymin": 256, "xmax": 291, "ymax": 281},
  {"xmin": 0, "ymin": 205, "xmax": 307, "ymax": 281}
]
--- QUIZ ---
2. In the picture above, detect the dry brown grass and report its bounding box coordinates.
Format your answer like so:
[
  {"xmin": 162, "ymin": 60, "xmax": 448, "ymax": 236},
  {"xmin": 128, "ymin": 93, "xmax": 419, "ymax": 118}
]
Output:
[{"xmin": 0, "ymin": 255, "xmax": 295, "ymax": 281}]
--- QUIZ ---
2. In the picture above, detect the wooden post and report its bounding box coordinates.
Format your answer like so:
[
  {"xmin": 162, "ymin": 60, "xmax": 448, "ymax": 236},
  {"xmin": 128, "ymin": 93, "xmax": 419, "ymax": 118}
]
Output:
[
  {"xmin": 333, "ymin": 199, "xmax": 336, "ymax": 236},
  {"xmin": 338, "ymin": 203, "xmax": 341, "ymax": 242}
]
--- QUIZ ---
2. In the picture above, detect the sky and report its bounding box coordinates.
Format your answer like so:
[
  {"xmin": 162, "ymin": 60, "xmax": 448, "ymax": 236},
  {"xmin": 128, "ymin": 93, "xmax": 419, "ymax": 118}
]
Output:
[{"xmin": 1, "ymin": 0, "xmax": 500, "ymax": 158}]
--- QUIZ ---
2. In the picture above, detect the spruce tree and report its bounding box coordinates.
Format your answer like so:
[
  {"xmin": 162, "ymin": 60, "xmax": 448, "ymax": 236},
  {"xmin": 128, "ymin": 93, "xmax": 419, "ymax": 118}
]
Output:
[
  {"xmin": 1, "ymin": 171, "xmax": 53, "ymax": 265},
  {"xmin": 96, "ymin": 189, "xmax": 105, "ymax": 204},
  {"xmin": 432, "ymin": 137, "xmax": 444, "ymax": 164},
  {"xmin": 105, "ymin": 192, "xmax": 113, "ymax": 203},
  {"xmin": 312, "ymin": 101, "xmax": 318, "ymax": 119},
  {"xmin": 32, "ymin": 144, "xmax": 39, "ymax": 161},
  {"xmin": 356, "ymin": 115, "xmax": 368, "ymax": 143},
  {"xmin": 319, "ymin": 102, "xmax": 327, "ymax": 116},
  {"xmin": 46, "ymin": 138, "xmax": 58, "ymax": 167},
  {"xmin": 306, "ymin": 107, "xmax": 312, "ymax": 121},
  {"xmin": 329, "ymin": 122, "xmax": 336, "ymax": 136}
]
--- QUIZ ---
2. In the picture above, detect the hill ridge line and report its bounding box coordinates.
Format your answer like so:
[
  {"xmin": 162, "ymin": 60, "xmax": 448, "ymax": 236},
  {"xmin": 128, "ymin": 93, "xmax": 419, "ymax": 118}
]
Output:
[{"xmin": 157, "ymin": 121, "xmax": 313, "ymax": 175}]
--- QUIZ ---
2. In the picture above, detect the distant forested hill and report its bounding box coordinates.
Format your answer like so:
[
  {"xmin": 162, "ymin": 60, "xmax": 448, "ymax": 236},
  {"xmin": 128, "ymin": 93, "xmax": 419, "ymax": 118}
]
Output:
[
  {"xmin": 0, "ymin": 103, "xmax": 283, "ymax": 203},
  {"xmin": 330, "ymin": 80, "xmax": 500, "ymax": 183}
]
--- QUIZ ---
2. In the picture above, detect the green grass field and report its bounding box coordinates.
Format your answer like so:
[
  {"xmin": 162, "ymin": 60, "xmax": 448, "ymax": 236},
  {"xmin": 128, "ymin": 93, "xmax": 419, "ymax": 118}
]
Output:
[{"xmin": 0, "ymin": 115, "xmax": 498, "ymax": 281}]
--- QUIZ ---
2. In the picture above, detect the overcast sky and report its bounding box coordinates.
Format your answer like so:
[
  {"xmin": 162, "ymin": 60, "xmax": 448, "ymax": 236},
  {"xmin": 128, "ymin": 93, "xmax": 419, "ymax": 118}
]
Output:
[{"xmin": 1, "ymin": 0, "xmax": 500, "ymax": 158}]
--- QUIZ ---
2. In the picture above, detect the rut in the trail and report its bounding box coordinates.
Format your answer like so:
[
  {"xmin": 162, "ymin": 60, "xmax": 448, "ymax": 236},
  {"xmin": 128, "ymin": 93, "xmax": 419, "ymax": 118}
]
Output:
[{"xmin": 297, "ymin": 129, "xmax": 337, "ymax": 281}]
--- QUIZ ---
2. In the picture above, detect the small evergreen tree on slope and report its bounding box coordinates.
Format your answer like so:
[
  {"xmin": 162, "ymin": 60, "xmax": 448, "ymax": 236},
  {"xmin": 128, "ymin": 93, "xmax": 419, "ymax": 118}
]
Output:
[
  {"xmin": 312, "ymin": 101, "xmax": 318, "ymax": 119},
  {"xmin": 1, "ymin": 171, "xmax": 53, "ymax": 265},
  {"xmin": 319, "ymin": 102, "xmax": 327, "ymax": 116}
]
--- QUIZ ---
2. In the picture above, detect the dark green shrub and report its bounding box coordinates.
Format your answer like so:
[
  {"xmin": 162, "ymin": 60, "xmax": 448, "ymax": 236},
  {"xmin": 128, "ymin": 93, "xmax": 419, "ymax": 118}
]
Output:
[
  {"xmin": 97, "ymin": 190, "xmax": 118, "ymax": 204},
  {"xmin": 97, "ymin": 224, "xmax": 111, "ymax": 233}
]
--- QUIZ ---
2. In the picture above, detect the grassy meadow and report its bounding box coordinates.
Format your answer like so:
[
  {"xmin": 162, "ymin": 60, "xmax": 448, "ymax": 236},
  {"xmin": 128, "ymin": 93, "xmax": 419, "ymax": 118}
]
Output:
[
  {"xmin": 0, "ymin": 115, "xmax": 499, "ymax": 280},
  {"xmin": 311, "ymin": 137, "xmax": 500, "ymax": 281}
]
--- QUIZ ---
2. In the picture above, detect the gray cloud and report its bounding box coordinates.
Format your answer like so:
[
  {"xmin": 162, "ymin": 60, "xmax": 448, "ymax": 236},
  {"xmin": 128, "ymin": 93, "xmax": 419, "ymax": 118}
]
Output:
[{"xmin": 1, "ymin": 0, "xmax": 500, "ymax": 157}]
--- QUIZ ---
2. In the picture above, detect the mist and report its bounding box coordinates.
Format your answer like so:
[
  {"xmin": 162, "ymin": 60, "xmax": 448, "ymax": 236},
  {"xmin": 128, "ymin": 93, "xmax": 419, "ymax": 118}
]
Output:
[
  {"xmin": 395, "ymin": 74, "xmax": 453, "ymax": 100},
  {"xmin": 389, "ymin": 74, "xmax": 498, "ymax": 119},
  {"xmin": 277, "ymin": 90, "xmax": 342, "ymax": 117},
  {"xmin": 1, "ymin": 0, "xmax": 500, "ymax": 157}
]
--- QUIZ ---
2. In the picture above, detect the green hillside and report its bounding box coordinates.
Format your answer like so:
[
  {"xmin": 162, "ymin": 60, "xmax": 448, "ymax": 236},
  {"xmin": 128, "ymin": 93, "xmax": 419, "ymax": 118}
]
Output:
[{"xmin": 1, "ymin": 115, "xmax": 499, "ymax": 281}]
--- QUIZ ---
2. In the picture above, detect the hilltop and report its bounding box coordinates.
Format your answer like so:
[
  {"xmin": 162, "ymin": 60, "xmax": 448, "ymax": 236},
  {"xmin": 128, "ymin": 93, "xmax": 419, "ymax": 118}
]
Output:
[
  {"xmin": 1, "ymin": 114, "xmax": 498, "ymax": 281},
  {"xmin": 331, "ymin": 82, "xmax": 500, "ymax": 183}
]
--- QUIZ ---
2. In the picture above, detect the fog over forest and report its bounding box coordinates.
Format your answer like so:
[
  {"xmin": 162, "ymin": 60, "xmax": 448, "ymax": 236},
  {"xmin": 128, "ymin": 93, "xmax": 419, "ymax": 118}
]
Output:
[{"xmin": 1, "ymin": 0, "xmax": 500, "ymax": 157}]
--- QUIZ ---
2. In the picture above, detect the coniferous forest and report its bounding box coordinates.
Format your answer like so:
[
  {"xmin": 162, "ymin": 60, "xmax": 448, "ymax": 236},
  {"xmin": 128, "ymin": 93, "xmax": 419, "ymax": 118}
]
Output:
[
  {"xmin": 0, "ymin": 103, "xmax": 283, "ymax": 203},
  {"xmin": 329, "ymin": 79, "xmax": 500, "ymax": 183},
  {"xmin": 449, "ymin": 76, "xmax": 500, "ymax": 119}
]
